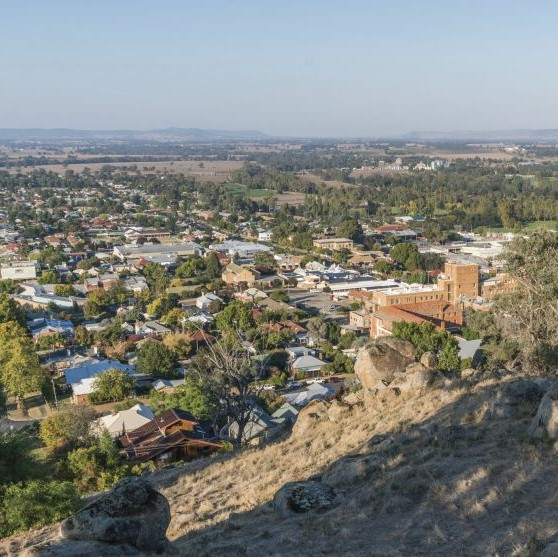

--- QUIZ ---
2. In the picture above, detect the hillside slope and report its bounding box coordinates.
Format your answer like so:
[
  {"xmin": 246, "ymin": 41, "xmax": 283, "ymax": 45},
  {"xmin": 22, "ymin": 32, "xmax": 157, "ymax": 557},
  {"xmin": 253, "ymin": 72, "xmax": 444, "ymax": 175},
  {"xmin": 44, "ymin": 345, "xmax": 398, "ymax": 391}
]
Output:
[{"xmin": 3, "ymin": 369, "xmax": 558, "ymax": 556}]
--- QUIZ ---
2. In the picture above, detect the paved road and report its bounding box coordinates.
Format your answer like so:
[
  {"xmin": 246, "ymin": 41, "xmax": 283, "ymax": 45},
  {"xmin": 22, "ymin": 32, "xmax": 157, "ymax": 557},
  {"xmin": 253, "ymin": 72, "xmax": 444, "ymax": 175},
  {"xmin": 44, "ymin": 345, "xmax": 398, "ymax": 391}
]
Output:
[{"xmin": 0, "ymin": 417, "xmax": 37, "ymax": 433}]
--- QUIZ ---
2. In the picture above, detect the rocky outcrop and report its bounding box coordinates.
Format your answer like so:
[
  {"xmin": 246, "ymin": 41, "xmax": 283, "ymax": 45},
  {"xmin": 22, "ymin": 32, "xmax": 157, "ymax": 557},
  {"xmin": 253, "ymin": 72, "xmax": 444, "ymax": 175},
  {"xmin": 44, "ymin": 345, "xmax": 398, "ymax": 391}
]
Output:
[
  {"xmin": 20, "ymin": 539, "xmax": 144, "ymax": 556},
  {"xmin": 420, "ymin": 351, "xmax": 438, "ymax": 369},
  {"xmin": 355, "ymin": 337, "xmax": 416, "ymax": 390},
  {"xmin": 60, "ymin": 477, "xmax": 170, "ymax": 553},
  {"xmin": 529, "ymin": 388, "xmax": 558, "ymax": 439},
  {"xmin": 490, "ymin": 380, "xmax": 545, "ymax": 419},
  {"xmin": 274, "ymin": 480, "xmax": 336, "ymax": 516}
]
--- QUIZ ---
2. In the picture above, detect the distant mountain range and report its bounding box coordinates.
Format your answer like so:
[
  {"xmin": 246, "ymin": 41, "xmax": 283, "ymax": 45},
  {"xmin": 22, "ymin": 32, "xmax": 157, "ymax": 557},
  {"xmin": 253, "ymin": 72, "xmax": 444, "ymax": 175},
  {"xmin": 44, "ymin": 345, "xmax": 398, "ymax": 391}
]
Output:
[
  {"xmin": 0, "ymin": 127, "xmax": 269, "ymax": 142},
  {"xmin": 402, "ymin": 129, "xmax": 558, "ymax": 142},
  {"xmin": 2, "ymin": 127, "xmax": 558, "ymax": 143}
]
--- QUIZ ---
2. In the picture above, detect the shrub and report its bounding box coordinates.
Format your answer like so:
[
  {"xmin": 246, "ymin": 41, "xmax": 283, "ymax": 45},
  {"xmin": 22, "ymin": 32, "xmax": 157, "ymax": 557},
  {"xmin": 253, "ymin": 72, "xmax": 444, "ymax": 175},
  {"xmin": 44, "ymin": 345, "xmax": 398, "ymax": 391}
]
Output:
[{"xmin": 0, "ymin": 481, "xmax": 81, "ymax": 537}]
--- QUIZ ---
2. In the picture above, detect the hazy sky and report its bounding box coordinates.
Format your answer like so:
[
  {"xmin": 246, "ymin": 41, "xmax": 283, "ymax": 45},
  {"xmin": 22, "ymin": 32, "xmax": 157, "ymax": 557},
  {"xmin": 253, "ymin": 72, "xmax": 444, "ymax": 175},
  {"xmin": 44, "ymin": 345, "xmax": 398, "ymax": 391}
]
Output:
[{"xmin": 2, "ymin": 0, "xmax": 558, "ymax": 136}]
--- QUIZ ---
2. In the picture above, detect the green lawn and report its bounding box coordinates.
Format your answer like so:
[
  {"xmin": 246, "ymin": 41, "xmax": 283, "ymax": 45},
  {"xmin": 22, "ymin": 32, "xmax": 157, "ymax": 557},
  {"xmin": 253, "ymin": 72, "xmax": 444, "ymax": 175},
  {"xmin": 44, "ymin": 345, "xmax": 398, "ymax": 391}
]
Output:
[
  {"xmin": 224, "ymin": 183, "xmax": 272, "ymax": 198},
  {"xmin": 523, "ymin": 220, "xmax": 558, "ymax": 231}
]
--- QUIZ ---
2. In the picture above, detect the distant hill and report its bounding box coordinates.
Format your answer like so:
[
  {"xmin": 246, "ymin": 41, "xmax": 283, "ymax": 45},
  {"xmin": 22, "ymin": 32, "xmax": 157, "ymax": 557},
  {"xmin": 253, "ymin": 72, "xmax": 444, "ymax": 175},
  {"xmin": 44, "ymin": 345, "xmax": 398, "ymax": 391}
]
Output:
[
  {"xmin": 403, "ymin": 129, "xmax": 558, "ymax": 142},
  {"xmin": 0, "ymin": 127, "xmax": 269, "ymax": 142}
]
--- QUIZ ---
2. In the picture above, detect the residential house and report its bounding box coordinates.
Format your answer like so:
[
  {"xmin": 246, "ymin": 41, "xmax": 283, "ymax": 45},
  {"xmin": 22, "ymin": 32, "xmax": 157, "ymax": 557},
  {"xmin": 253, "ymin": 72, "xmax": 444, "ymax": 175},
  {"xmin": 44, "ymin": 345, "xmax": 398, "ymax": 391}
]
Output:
[
  {"xmin": 151, "ymin": 378, "xmax": 185, "ymax": 393},
  {"xmin": 64, "ymin": 357, "xmax": 135, "ymax": 405},
  {"xmin": 12, "ymin": 284, "xmax": 79, "ymax": 310},
  {"xmin": 284, "ymin": 382, "xmax": 335, "ymax": 407},
  {"xmin": 224, "ymin": 403, "xmax": 296, "ymax": 446},
  {"xmin": 29, "ymin": 318, "xmax": 74, "ymax": 341},
  {"xmin": 291, "ymin": 354, "xmax": 328, "ymax": 376},
  {"xmin": 234, "ymin": 287, "xmax": 268, "ymax": 303},
  {"xmin": 195, "ymin": 292, "xmax": 223, "ymax": 311},
  {"xmin": 286, "ymin": 346, "xmax": 316, "ymax": 361},
  {"xmin": 266, "ymin": 320, "xmax": 308, "ymax": 344},
  {"xmin": 121, "ymin": 276, "xmax": 149, "ymax": 293},
  {"xmin": 135, "ymin": 320, "xmax": 171, "ymax": 337},
  {"xmin": 93, "ymin": 403, "xmax": 155, "ymax": 438},
  {"xmin": 119, "ymin": 408, "xmax": 220, "ymax": 464}
]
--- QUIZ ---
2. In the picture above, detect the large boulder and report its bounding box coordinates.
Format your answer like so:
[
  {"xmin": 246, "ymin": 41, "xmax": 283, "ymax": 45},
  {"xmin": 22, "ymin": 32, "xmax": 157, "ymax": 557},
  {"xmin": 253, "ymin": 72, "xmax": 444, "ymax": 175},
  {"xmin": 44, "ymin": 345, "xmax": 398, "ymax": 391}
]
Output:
[
  {"xmin": 404, "ymin": 362, "xmax": 434, "ymax": 390},
  {"xmin": 490, "ymin": 380, "xmax": 545, "ymax": 419},
  {"xmin": 529, "ymin": 388, "xmax": 558, "ymax": 439},
  {"xmin": 60, "ymin": 477, "xmax": 170, "ymax": 553},
  {"xmin": 322, "ymin": 454, "xmax": 380, "ymax": 487},
  {"xmin": 355, "ymin": 337, "xmax": 416, "ymax": 390},
  {"xmin": 274, "ymin": 480, "xmax": 335, "ymax": 516}
]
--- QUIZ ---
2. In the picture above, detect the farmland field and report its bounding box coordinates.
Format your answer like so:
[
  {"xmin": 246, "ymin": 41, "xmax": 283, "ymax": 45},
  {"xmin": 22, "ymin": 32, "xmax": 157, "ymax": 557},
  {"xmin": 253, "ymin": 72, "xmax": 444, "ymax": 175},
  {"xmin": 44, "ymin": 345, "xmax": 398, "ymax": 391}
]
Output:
[{"xmin": 3, "ymin": 158, "xmax": 244, "ymax": 182}]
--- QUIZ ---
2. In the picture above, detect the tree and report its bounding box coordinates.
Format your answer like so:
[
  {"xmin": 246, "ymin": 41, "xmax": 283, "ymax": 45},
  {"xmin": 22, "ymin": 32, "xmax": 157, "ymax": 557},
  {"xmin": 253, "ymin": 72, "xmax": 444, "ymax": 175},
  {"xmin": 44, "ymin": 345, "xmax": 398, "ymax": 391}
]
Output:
[
  {"xmin": 0, "ymin": 431, "xmax": 42, "ymax": 484},
  {"xmin": 337, "ymin": 219, "xmax": 362, "ymax": 241},
  {"xmin": 175, "ymin": 256, "xmax": 205, "ymax": 279},
  {"xmin": 205, "ymin": 252, "xmax": 222, "ymax": 280},
  {"xmin": 150, "ymin": 376, "xmax": 217, "ymax": 421},
  {"xmin": 0, "ymin": 293, "xmax": 25, "ymax": 326},
  {"xmin": 146, "ymin": 294, "xmax": 178, "ymax": 319},
  {"xmin": 254, "ymin": 252, "xmax": 276, "ymax": 273},
  {"xmin": 66, "ymin": 439, "xmax": 126, "ymax": 493},
  {"xmin": 437, "ymin": 340, "xmax": 460, "ymax": 371},
  {"xmin": 54, "ymin": 284, "xmax": 76, "ymax": 297},
  {"xmin": 0, "ymin": 481, "xmax": 81, "ymax": 537},
  {"xmin": 391, "ymin": 321, "xmax": 460, "ymax": 369},
  {"xmin": 306, "ymin": 316, "xmax": 328, "ymax": 341},
  {"xmin": 215, "ymin": 301, "xmax": 254, "ymax": 332},
  {"xmin": 77, "ymin": 256, "xmax": 100, "ymax": 271},
  {"xmin": 0, "ymin": 324, "xmax": 45, "ymax": 412},
  {"xmin": 161, "ymin": 307, "xmax": 188, "ymax": 330},
  {"xmin": 83, "ymin": 289, "xmax": 111, "ymax": 318},
  {"xmin": 269, "ymin": 289, "xmax": 289, "ymax": 303},
  {"xmin": 0, "ymin": 279, "xmax": 21, "ymax": 294},
  {"xmin": 90, "ymin": 369, "xmax": 134, "ymax": 403},
  {"xmin": 38, "ymin": 270, "xmax": 59, "ymax": 285},
  {"xmin": 39, "ymin": 405, "xmax": 97, "ymax": 452},
  {"xmin": 162, "ymin": 333, "xmax": 193, "ymax": 358},
  {"xmin": 143, "ymin": 263, "xmax": 169, "ymax": 295},
  {"xmin": 374, "ymin": 260, "xmax": 393, "ymax": 275},
  {"xmin": 190, "ymin": 333, "xmax": 262, "ymax": 447},
  {"xmin": 493, "ymin": 230, "xmax": 558, "ymax": 371},
  {"xmin": 136, "ymin": 340, "xmax": 178, "ymax": 377}
]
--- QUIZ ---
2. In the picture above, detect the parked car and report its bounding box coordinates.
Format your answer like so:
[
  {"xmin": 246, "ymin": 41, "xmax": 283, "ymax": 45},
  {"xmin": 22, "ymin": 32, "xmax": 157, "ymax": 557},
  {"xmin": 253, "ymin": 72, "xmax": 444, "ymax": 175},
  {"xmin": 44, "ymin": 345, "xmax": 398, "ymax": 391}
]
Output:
[
  {"xmin": 286, "ymin": 380, "xmax": 303, "ymax": 389},
  {"xmin": 262, "ymin": 384, "xmax": 276, "ymax": 391},
  {"xmin": 306, "ymin": 378, "xmax": 325, "ymax": 385}
]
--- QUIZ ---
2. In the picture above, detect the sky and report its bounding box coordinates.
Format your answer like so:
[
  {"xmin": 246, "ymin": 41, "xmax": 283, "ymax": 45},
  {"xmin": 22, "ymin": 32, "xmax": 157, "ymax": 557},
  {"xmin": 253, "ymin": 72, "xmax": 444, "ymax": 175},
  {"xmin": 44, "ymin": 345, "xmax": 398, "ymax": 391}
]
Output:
[{"xmin": 1, "ymin": 0, "xmax": 558, "ymax": 137}]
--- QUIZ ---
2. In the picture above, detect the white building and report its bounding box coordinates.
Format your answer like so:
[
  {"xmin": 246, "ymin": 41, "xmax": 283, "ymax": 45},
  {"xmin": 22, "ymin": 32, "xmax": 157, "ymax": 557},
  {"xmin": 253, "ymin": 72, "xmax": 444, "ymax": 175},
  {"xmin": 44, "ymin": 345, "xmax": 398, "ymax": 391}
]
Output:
[
  {"xmin": 208, "ymin": 240, "xmax": 271, "ymax": 259},
  {"xmin": 1, "ymin": 260, "xmax": 37, "ymax": 281}
]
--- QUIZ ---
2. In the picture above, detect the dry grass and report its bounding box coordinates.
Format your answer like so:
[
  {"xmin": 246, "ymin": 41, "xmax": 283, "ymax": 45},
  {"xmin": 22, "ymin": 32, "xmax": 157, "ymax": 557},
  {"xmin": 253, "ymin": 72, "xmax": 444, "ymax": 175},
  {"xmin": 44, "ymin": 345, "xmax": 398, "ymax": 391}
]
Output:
[
  {"xmin": 4, "ymin": 159, "xmax": 244, "ymax": 181},
  {"xmin": 4, "ymin": 375, "xmax": 558, "ymax": 557}
]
